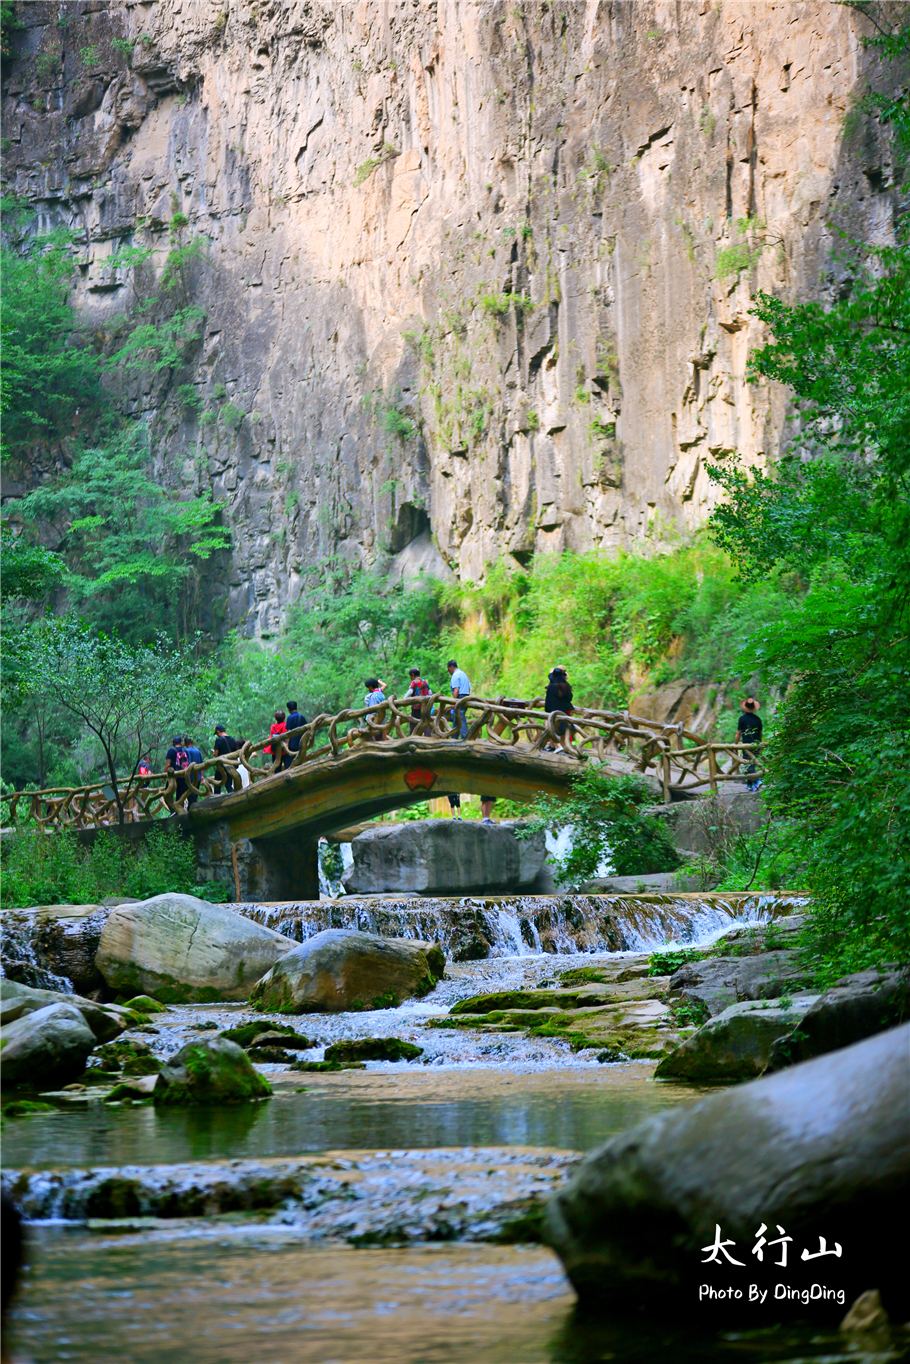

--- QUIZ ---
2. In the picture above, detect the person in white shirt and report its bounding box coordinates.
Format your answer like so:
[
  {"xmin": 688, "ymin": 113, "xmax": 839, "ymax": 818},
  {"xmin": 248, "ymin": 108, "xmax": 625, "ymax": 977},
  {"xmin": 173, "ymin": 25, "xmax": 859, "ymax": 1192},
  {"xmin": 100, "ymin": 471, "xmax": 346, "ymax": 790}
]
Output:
[{"xmin": 447, "ymin": 659, "xmax": 470, "ymax": 739}]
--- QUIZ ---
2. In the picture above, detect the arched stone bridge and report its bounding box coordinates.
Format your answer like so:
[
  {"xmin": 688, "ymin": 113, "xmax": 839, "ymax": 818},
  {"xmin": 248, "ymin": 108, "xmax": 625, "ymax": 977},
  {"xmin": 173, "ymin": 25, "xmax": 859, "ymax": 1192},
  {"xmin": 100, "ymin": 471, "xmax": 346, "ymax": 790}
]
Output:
[{"xmin": 2, "ymin": 695, "xmax": 762, "ymax": 901}]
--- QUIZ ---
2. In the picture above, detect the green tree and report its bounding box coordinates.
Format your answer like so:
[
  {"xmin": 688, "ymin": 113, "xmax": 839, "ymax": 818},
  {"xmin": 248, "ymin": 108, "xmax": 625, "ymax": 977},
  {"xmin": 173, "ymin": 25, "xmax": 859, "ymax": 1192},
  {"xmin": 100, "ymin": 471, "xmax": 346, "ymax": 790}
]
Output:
[
  {"xmin": 16, "ymin": 426, "xmax": 230, "ymax": 642},
  {"xmin": 27, "ymin": 618, "xmax": 208, "ymax": 829},
  {"xmin": 522, "ymin": 769, "xmax": 680, "ymax": 885},
  {"xmin": 708, "ymin": 158, "xmax": 910, "ymax": 966},
  {"xmin": 285, "ymin": 566, "xmax": 445, "ymax": 714},
  {"xmin": 0, "ymin": 223, "xmax": 104, "ymax": 462},
  {"xmin": 0, "ymin": 524, "xmax": 64, "ymax": 603}
]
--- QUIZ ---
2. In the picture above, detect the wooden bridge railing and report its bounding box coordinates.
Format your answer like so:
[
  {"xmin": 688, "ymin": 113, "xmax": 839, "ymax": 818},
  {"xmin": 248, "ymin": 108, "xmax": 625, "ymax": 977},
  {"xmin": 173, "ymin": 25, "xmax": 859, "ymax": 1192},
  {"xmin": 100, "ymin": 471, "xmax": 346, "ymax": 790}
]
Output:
[{"xmin": 0, "ymin": 694, "xmax": 762, "ymax": 833}]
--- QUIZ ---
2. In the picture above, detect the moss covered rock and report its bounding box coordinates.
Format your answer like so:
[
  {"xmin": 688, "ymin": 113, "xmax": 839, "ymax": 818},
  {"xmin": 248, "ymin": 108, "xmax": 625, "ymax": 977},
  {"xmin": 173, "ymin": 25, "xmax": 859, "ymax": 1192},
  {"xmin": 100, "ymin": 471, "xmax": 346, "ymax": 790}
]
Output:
[
  {"xmin": 323, "ymin": 1037, "xmax": 424, "ymax": 1062},
  {"xmin": 95, "ymin": 1039, "xmax": 161, "ymax": 1076},
  {"xmin": 154, "ymin": 1037, "xmax": 272, "ymax": 1106},
  {"xmin": 220, "ymin": 1021, "xmax": 308, "ymax": 1048},
  {"xmin": 250, "ymin": 930, "xmax": 446, "ymax": 1014},
  {"xmin": 122, "ymin": 995, "xmax": 168, "ymax": 1015}
]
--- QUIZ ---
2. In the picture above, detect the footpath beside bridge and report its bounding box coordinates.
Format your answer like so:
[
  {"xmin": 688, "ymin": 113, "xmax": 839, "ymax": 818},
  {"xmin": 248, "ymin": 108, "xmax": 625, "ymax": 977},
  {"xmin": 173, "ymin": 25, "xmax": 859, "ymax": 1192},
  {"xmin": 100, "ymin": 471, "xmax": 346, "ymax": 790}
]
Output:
[{"xmin": 2, "ymin": 695, "xmax": 762, "ymax": 901}]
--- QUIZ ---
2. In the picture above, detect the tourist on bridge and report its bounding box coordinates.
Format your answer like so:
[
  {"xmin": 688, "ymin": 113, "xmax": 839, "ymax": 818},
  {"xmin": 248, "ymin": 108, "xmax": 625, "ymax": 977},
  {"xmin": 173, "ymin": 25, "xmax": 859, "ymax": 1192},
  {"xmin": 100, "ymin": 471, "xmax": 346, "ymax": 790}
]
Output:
[
  {"xmin": 447, "ymin": 658, "xmax": 471, "ymax": 739},
  {"xmin": 364, "ymin": 678, "xmax": 385, "ymax": 707},
  {"xmin": 736, "ymin": 697, "xmax": 763, "ymax": 791},
  {"xmin": 363, "ymin": 679, "xmax": 387, "ymax": 742},
  {"xmin": 213, "ymin": 724, "xmax": 242, "ymax": 793},
  {"xmin": 283, "ymin": 700, "xmax": 308, "ymax": 770},
  {"xmin": 165, "ymin": 735, "xmax": 189, "ymax": 809},
  {"xmin": 183, "ymin": 735, "xmax": 204, "ymax": 805},
  {"xmin": 266, "ymin": 709, "xmax": 286, "ymax": 766},
  {"xmin": 544, "ymin": 666, "xmax": 574, "ymax": 749},
  {"xmin": 404, "ymin": 666, "xmax": 431, "ymax": 733}
]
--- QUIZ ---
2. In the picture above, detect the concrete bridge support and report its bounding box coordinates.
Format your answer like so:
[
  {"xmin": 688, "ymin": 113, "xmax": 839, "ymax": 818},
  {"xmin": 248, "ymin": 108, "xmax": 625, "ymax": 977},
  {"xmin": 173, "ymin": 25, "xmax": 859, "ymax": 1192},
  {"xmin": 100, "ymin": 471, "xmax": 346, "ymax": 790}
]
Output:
[{"xmin": 192, "ymin": 819, "xmax": 320, "ymax": 902}]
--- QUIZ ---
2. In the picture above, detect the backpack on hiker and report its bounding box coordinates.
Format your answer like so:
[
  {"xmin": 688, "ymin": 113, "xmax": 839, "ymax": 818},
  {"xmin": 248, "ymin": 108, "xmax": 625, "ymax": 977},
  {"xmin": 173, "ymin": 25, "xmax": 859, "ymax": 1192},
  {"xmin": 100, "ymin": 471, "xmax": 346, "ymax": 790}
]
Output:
[{"xmin": 174, "ymin": 747, "xmax": 190, "ymax": 772}]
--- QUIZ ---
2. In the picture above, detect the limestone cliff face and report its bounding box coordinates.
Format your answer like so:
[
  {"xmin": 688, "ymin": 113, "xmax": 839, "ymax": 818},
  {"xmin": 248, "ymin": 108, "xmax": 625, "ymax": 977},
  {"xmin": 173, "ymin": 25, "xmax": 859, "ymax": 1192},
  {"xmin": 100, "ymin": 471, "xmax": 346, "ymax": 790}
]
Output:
[{"xmin": 2, "ymin": 1, "xmax": 901, "ymax": 635}]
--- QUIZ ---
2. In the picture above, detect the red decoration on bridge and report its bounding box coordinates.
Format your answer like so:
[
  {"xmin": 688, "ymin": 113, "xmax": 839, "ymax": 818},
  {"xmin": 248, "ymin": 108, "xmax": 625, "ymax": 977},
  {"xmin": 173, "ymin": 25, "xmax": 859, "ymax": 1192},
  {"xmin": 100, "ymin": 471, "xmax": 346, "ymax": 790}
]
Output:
[{"xmin": 404, "ymin": 767, "xmax": 439, "ymax": 792}]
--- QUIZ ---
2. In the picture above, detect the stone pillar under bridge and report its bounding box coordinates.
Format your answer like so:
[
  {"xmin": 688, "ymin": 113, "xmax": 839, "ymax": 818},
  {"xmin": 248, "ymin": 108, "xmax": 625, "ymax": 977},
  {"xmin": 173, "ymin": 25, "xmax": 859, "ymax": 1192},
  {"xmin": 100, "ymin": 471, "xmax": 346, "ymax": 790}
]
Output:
[{"xmin": 191, "ymin": 819, "xmax": 320, "ymax": 902}]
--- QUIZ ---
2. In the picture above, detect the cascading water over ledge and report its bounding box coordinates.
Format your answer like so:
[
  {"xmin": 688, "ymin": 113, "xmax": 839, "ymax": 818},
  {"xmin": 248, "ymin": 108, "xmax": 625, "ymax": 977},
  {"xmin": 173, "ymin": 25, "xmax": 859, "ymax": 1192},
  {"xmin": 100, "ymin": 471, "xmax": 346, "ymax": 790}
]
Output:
[{"xmin": 233, "ymin": 893, "xmax": 810, "ymax": 961}]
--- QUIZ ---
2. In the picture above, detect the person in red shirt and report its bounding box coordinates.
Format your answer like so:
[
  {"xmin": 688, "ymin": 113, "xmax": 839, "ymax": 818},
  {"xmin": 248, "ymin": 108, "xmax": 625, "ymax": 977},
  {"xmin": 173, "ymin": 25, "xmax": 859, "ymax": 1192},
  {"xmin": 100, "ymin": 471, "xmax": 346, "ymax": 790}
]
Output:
[
  {"xmin": 266, "ymin": 709, "xmax": 286, "ymax": 765},
  {"xmin": 404, "ymin": 667, "xmax": 431, "ymax": 733}
]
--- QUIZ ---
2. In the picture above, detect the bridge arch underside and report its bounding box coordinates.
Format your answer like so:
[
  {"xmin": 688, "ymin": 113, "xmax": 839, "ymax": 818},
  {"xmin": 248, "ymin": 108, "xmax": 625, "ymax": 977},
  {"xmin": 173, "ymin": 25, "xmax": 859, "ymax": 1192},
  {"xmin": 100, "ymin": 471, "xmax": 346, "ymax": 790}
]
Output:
[{"xmin": 188, "ymin": 739, "xmax": 578, "ymax": 901}]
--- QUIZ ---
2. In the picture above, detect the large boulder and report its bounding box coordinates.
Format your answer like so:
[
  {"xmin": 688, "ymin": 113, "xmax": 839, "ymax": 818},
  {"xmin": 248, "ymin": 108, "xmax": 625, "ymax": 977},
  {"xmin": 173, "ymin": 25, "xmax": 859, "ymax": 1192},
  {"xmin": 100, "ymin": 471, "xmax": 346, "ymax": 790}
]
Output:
[
  {"xmin": 342, "ymin": 820, "xmax": 547, "ymax": 895},
  {"xmin": 654, "ymin": 995, "xmax": 819, "ymax": 1082},
  {"xmin": 154, "ymin": 1037, "xmax": 271, "ymax": 1106},
  {"xmin": 544, "ymin": 1024, "xmax": 910, "ymax": 1322},
  {"xmin": 1, "ymin": 1002, "xmax": 96, "ymax": 1089},
  {"xmin": 768, "ymin": 965, "xmax": 910, "ymax": 1071},
  {"xmin": 0, "ymin": 979, "xmax": 133, "ymax": 1043},
  {"xmin": 95, "ymin": 894, "xmax": 294, "ymax": 1002},
  {"xmin": 251, "ymin": 929, "xmax": 445, "ymax": 1014}
]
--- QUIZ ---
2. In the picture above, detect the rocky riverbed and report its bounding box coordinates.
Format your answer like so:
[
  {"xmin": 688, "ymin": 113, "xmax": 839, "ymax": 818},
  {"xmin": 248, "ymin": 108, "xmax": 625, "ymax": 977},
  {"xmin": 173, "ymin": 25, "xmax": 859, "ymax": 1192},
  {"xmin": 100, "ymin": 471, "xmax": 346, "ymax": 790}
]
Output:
[{"xmin": 3, "ymin": 894, "xmax": 908, "ymax": 1362}]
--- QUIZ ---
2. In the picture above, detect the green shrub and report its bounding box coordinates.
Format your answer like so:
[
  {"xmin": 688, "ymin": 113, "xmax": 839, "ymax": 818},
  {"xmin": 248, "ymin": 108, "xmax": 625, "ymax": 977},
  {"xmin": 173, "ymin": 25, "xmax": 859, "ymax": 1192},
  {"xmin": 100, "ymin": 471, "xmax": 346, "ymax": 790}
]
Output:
[
  {"xmin": 520, "ymin": 769, "xmax": 680, "ymax": 885},
  {"xmin": 0, "ymin": 822, "xmax": 231, "ymax": 908}
]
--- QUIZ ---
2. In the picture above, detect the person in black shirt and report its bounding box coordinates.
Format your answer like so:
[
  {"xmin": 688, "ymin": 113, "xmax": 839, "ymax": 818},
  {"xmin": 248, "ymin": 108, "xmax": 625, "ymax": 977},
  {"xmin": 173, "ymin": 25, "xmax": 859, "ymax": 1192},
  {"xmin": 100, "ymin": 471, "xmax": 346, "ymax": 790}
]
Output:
[
  {"xmin": 544, "ymin": 666, "xmax": 574, "ymax": 749},
  {"xmin": 282, "ymin": 700, "xmax": 308, "ymax": 771},
  {"xmin": 736, "ymin": 697, "xmax": 763, "ymax": 791},
  {"xmin": 212, "ymin": 724, "xmax": 241, "ymax": 793},
  {"xmin": 165, "ymin": 736, "xmax": 189, "ymax": 808}
]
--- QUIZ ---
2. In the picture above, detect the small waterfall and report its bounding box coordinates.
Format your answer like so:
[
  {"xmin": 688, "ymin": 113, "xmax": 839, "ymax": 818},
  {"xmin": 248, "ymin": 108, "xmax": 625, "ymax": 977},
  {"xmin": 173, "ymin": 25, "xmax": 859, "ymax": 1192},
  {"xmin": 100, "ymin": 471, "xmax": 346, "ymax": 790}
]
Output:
[
  {"xmin": 234, "ymin": 892, "xmax": 809, "ymax": 962},
  {"xmin": 0, "ymin": 911, "xmax": 77, "ymax": 993}
]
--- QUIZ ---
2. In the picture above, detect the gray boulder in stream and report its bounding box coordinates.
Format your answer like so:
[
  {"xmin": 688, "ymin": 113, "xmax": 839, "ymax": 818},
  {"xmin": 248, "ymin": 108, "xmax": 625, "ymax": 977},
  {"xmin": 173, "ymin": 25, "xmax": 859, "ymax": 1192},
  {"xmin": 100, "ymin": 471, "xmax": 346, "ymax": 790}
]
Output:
[
  {"xmin": 342, "ymin": 819, "xmax": 548, "ymax": 895},
  {"xmin": 0, "ymin": 1002, "xmax": 96, "ymax": 1089},
  {"xmin": 251, "ymin": 929, "xmax": 446, "ymax": 1014},
  {"xmin": 544, "ymin": 1024, "xmax": 910, "ymax": 1322},
  {"xmin": 1, "ymin": 979, "xmax": 134, "ymax": 1043},
  {"xmin": 96, "ymin": 894, "xmax": 294, "ymax": 1002}
]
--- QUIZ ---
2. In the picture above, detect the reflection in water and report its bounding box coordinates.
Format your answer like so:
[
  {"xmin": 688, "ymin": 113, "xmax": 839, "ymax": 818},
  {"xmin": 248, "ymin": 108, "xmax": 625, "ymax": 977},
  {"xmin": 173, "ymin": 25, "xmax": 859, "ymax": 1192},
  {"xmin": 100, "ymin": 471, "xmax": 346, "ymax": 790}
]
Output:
[
  {"xmin": 3, "ymin": 1068, "xmax": 706, "ymax": 1171},
  {"xmin": 14, "ymin": 1231, "xmax": 902, "ymax": 1364}
]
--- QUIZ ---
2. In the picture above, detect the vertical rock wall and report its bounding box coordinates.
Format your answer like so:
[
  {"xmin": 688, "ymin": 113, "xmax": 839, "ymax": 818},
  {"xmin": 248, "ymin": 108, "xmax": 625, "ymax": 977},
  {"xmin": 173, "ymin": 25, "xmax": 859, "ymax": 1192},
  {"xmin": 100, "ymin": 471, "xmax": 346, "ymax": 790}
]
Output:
[{"xmin": 2, "ymin": 1, "xmax": 901, "ymax": 634}]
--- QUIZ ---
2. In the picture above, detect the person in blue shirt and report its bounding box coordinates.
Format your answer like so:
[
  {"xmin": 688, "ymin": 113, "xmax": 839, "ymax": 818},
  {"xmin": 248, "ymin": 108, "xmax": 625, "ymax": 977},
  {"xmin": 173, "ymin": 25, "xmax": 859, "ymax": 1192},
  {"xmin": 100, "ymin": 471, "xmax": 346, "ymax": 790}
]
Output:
[
  {"xmin": 447, "ymin": 659, "xmax": 471, "ymax": 739},
  {"xmin": 364, "ymin": 678, "xmax": 386, "ymax": 707},
  {"xmin": 282, "ymin": 700, "xmax": 308, "ymax": 771},
  {"xmin": 182, "ymin": 736, "xmax": 204, "ymax": 804}
]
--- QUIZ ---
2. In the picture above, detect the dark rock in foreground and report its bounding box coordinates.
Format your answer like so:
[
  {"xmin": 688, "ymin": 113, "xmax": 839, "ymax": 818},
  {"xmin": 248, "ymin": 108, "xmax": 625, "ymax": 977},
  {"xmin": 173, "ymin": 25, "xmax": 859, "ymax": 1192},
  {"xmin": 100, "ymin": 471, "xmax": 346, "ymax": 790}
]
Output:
[
  {"xmin": 251, "ymin": 929, "xmax": 445, "ymax": 1014},
  {"xmin": 154, "ymin": 1037, "xmax": 271, "ymax": 1106},
  {"xmin": 544, "ymin": 1024, "xmax": 910, "ymax": 1322}
]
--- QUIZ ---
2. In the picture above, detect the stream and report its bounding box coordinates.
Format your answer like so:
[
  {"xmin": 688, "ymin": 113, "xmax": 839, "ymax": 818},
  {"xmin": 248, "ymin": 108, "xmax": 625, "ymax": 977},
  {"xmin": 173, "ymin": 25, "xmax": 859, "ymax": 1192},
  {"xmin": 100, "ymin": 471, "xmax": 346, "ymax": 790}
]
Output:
[{"xmin": 4, "ymin": 902, "xmax": 897, "ymax": 1364}]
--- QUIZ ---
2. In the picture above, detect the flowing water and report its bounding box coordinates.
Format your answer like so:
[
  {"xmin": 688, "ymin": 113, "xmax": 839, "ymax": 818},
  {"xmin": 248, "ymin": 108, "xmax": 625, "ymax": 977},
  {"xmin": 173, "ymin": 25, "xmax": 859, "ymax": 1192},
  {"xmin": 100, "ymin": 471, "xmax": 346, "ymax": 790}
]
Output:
[{"xmin": 4, "ymin": 898, "xmax": 894, "ymax": 1364}]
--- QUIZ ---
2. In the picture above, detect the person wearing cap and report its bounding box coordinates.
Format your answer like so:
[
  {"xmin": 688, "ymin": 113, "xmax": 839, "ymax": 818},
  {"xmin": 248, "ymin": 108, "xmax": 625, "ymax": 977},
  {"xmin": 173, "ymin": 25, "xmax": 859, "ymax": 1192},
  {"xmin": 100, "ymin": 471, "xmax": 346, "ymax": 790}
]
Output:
[
  {"xmin": 736, "ymin": 697, "xmax": 763, "ymax": 791},
  {"xmin": 165, "ymin": 735, "xmax": 189, "ymax": 808},
  {"xmin": 213, "ymin": 723, "xmax": 241, "ymax": 793},
  {"xmin": 404, "ymin": 666, "xmax": 431, "ymax": 733}
]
